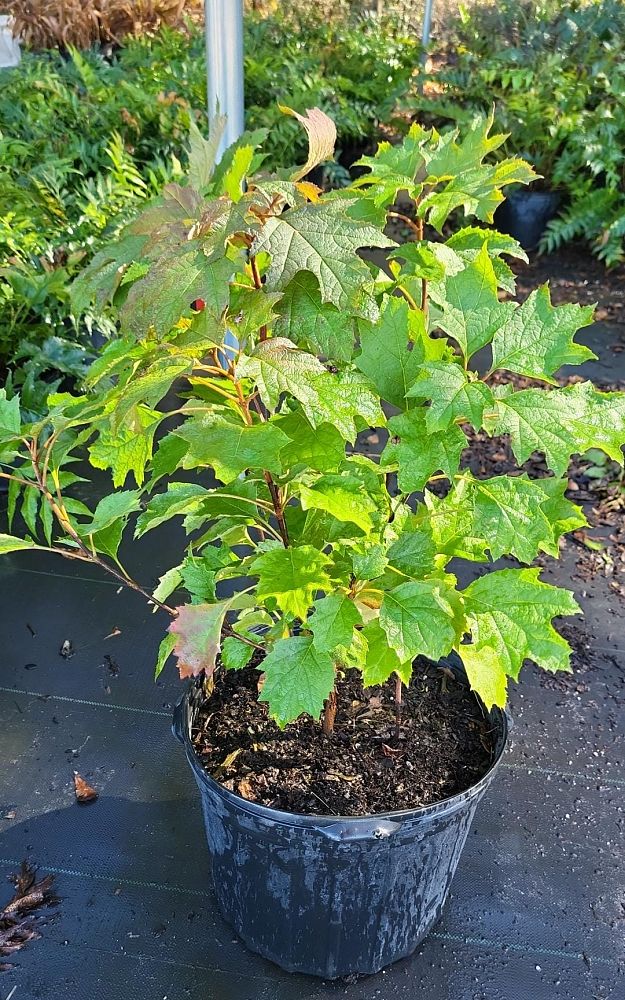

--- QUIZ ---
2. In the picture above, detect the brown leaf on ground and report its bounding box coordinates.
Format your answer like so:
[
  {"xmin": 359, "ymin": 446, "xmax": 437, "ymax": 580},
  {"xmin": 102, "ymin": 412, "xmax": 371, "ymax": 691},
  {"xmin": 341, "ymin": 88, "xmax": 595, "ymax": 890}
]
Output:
[
  {"xmin": 1, "ymin": 861, "xmax": 58, "ymax": 971},
  {"xmin": 73, "ymin": 773, "xmax": 98, "ymax": 804}
]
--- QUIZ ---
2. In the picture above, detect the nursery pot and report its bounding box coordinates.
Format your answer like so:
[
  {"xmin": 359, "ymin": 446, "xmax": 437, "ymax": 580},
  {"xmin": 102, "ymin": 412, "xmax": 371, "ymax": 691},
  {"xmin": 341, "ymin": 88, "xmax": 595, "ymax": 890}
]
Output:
[
  {"xmin": 495, "ymin": 189, "xmax": 561, "ymax": 251},
  {"xmin": 173, "ymin": 677, "xmax": 509, "ymax": 979}
]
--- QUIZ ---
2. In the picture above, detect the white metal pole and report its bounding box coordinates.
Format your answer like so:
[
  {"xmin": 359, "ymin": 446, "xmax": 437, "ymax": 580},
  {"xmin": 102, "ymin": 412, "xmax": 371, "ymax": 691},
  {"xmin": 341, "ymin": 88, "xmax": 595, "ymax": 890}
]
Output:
[
  {"xmin": 205, "ymin": 0, "xmax": 245, "ymax": 162},
  {"xmin": 421, "ymin": 0, "xmax": 435, "ymax": 62}
]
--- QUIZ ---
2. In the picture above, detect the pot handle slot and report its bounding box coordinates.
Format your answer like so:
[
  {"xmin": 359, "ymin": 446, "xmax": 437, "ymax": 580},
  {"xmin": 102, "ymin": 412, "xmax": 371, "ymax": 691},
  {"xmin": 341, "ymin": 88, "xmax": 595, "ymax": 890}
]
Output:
[
  {"xmin": 319, "ymin": 819, "xmax": 404, "ymax": 842},
  {"xmin": 172, "ymin": 696, "xmax": 186, "ymax": 744}
]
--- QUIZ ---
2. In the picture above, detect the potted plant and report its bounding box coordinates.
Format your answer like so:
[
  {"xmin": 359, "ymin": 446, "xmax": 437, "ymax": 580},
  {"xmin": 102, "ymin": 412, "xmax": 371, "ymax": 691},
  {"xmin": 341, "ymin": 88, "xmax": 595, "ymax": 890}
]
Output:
[{"xmin": 2, "ymin": 108, "xmax": 624, "ymax": 978}]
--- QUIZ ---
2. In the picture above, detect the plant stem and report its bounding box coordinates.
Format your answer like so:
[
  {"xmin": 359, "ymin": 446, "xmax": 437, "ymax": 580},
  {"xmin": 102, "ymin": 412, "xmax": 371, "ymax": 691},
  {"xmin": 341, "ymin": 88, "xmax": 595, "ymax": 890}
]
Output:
[
  {"xmin": 322, "ymin": 687, "xmax": 338, "ymax": 736},
  {"xmin": 249, "ymin": 255, "xmax": 268, "ymax": 341},
  {"xmin": 394, "ymin": 674, "xmax": 403, "ymax": 739}
]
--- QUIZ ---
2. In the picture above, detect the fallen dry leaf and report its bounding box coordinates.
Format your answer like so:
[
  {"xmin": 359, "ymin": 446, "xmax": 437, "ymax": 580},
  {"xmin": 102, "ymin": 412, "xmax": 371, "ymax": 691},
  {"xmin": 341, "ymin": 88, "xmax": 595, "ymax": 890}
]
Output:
[
  {"xmin": 73, "ymin": 773, "xmax": 98, "ymax": 804},
  {"xmin": 1, "ymin": 861, "xmax": 58, "ymax": 971},
  {"xmin": 237, "ymin": 778, "xmax": 254, "ymax": 800}
]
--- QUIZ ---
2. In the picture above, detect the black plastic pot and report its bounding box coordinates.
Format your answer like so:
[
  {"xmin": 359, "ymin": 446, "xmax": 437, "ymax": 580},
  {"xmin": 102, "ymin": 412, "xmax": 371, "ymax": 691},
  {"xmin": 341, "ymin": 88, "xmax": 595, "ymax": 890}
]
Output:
[
  {"xmin": 495, "ymin": 189, "xmax": 561, "ymax": 251},
  {"xmin": 173, "ymin": 681, "xmax": 509, "ymax": 979}
]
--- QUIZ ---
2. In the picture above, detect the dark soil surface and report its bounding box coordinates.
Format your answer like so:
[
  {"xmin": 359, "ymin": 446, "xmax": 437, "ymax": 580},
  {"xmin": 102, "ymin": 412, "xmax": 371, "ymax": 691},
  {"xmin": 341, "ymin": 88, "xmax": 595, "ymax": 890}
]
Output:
[{"xmin": 190, "ymin": 658, "xmax": 495, "ymax": 816}]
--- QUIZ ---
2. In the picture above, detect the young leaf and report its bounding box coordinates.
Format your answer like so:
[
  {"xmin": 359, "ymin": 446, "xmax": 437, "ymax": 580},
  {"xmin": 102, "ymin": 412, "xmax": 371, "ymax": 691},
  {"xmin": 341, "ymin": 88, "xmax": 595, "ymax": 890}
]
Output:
[
  {"xmin": 460, "ymin": 568, "xmax": 580, "ymax": 685},
  {"xmin": 458, "ymin": 643, "xmax": 508, "ymax": 711},
  {"xmin": 221, "ymin": 636, "xmax": 255, "ymax": 671},
  {"xmin": 356, "ymin": 298, "xmax": 448, "ymax": 408},
  {"xmin": 135, "ymin": 483, "xmax": 208, "ymax": 537},
  {"xmin": 386, "ymin": 523, "xmax": 437, "ymax": 578},
  {"xmin": 487, "ymin": 381, "xmax": 625, "ymax": 476},
  {"xmin": 297, "ymin": 475, "xmax": 378, "ymax": 533},
  {"xmin": 308, "ymin": 593, "xmax": 361, "ymax": 653},
  {"xmin": 407, "ymin": 362, "xmax": 494, "ymax": 431},
  {"xmin": 258, "ymin": 635, "xmax": 335, "ymax": 729},
  {"xmin": 251, "ymin": 199, "xmax": 393, "ymax": 317},
  {"xmin": 380, "ymin": 408, "xmax": 465, "ymax": 492},
  {"xmin": 0, "ymin": 534, "xmax": 37, "ymax": 554},
  {"xmin": 154, "ymin": 632, "xmax": 177, "ymax": 680},
  {"xmin": 251, "ymin": 545, "xmax": 333, "ymax": 621},
  {"xmin": 429, "ymin": 244, "xmax": 514, "ymax": 362},
  {"xmin": 89, "ymin": 408, "xmax": 159, "ymax": 487},
  {"xmin": 175, "ymin": 414, "xmax": 289, "ymax": 483},
  {"xmin": 168, "ymin": 600, "xmax": 231, "ymax": 679},
  {"xmin": 379, "ymin": 577, "xmax": 464, "ymax": 663},
  {"xmin": 490, "ymin": 286, "xmax": 595, "ymax": 381},
  {"xmin": 307, "ymin": 370, "xmax": 385, "ymax": 443},
  {"xmin": 361, "ymin": 620, "xmax": 412, "ymax": 687}
]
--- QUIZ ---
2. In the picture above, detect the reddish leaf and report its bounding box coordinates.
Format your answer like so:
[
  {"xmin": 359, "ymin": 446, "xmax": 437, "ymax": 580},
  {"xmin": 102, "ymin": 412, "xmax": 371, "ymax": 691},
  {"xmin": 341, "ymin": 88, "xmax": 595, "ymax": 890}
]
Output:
[
  {"xmin": 168, "ymin": 601, "xmax": 230, "ymax": 679},
  {"xmin": 73, "ymin": 773, "xmax": 98, "ymax": 804}
]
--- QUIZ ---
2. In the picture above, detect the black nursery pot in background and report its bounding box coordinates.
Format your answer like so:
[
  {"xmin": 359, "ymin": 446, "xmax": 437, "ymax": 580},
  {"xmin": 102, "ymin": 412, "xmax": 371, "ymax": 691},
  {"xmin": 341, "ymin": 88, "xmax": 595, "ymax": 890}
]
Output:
[
  {"xmin": 495, "ymin": 189, "xmax": 561, "ymax": 251},
  {"xmin": 173, "ymin": 685, "xmax": 509, "ymax": 979}
]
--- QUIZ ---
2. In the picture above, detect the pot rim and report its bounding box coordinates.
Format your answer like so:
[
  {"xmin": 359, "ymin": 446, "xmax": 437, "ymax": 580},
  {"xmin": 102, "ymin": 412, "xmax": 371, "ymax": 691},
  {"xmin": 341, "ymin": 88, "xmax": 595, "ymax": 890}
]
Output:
[{"xmin": 173, "ymin": 679, "xmax": 510, "ymax": 829}]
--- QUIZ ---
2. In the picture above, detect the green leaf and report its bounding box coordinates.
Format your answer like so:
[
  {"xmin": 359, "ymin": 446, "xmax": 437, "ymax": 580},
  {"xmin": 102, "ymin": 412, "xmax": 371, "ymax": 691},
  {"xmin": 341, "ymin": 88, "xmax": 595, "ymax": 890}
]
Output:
[
  {"xmin": 258, "ymin": 635, "xmax": 335, "ymax": 728},
  {"xmin": 222, "ymin": 145, "xmax": 254, "ymax": 202},
  {"xmin": 446, "ymin": 227, "xmax": 528, "ymax": 262},
  {"xmin": 379, "ymin": 577, "xmax": 463, "ymax": 663},
  {"xmin": 487, "ymin": 381, "xmax": 625, "ymax": 476},
  {"xmin": 252, "ymin": 199, "xmax": 393, "ymax": 317},
  {"xmin": 490, "ymin": 286, "xmax": 595, "ymax": 381},
  {"xmin": 350, "ymin": 542, "xmax": 388, "ymax": 581},
  {"xmin": 386, "ymin": 523, "xmax": 437, "ymax": 578},
  {"xmin": 274, "ymin": 273, "xmax": 357, "ymax": 362},
  {"xmin": 297, "ymin": 475, "xmax": 378, "ymax": 533},
  {"xmin": 280, "ymin": 105, "xmax": 337, "ymax": 182},
  {"xmin": 175, "ymin": 413, "xmax": 289, "ymax": 483},
  {"xmin": 278, "ymin": 410, "xmax": 345, "ymax": 473},
  {"xmin": 154, "ymin": 632, "xmax": 177, "ymax": 680},
  {"xmin": 121, "ymin": 245, "xmax": 235, "ymax": 338},
  {"xmin": 135, "ymin": 483, "xmax": 208, "ymax": 537},
  {"xmin": 408, "ymin": 362, "xmax": 494, "ymax": 431},
  {"xmin": 427, "ymin": 473, "xmax": 585, "ymax": 563},
  {"xmin": 168, "ymin": 599, "xmax": 231, "ymax": 679},
  {"xmin": 308, "ymin": 593, "xmax": 361, "ymax": 653},
  {"xmin": 307, "ymin": 370, "xmax": 385, "ymax": 443},
  {"xmin": 236, "ymin": 338, "xmax": 325, "ymax": 410},
  {"xmin": 180, "ymin": 552, "xmax": 221, "ymax": 603},
  {"xmin": 82, "ymin": 491, "xmax": 141, "ymax": 536},
  {"xmin": 149, "ymin": 434, "xmax": 190, "ymax": 485},
  {"xmin": 227, "ymin": 286, "xmax": 282, "ymax": 341},
  {"xmin": 89, "ymin": 407, "xmax": 159, "ymax": 487},
  {"xmin": 188, "ymin": 115, "xmax": 226, "ymax": 191},
  {"xmin": 221, "ymin": 636, "xmax": 255, "ymax": 670},
  {"xmin": 380, "ymin": 408, "xmax": 465, "ymax": 492},
  {"xmin": 0, "ymin": 389, "xmax": 21, "ymax": 439},
  {"xmin": 387, "ymin": 243, "xmax": 446, "ymax": 281},
  {"xmin": 21, "ymin": 489, "xmax": 39, "ymax": 539},
  {"xmin": 0, "ymin": 533, "xmax": 36, "ymax": 554},
  {"xmin": 361, "ymin": 620, "xmax": 411, "ymax": 687},
  {"xmin": 460, "ymin": 569, "xmax": 580, "ymax": 697},
  {"xmin": 153, "ymin": 566, "xmax": 183, "ymax": 605},
  {"xmin": 459, "ymin": 643, "xmax": 508, "ymax": 711},
  {"xmin": 110, "ymin": 358, "xmax": 192, "ymax": 429},
  {"xmin": 429, "ymin": 244, "xmax": 514, "ymax": 362},
  {"xmin": 251, "ymin": 545, "xmax": 333, "ymax": 620},
  {"xmin": 356, "ymin": 297, "xmax": 448, "ymax": 407}
]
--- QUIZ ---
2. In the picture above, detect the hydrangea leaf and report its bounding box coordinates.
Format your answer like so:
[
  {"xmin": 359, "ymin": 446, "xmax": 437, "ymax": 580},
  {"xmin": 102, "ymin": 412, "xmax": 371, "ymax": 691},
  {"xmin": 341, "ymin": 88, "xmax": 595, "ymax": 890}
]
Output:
[
  {"xmin": 386, "ymin": 523, "xmax": 438, "ymax": 578},
  {"xmin": 81, "ymin": 491, "xmax": 141, "ymax": 536},
  {"xmin": 297, "ymin": 475, "xmax": 378, "ymax": 533},
  {"xmin": 168, "ymin": 599, "xmax": 232, "ymax": 679},
  {"xmin": 460, "ymin": 569, "xmax": 581, "ymax": 689},
  {"xmin": 490, "ymin": 286, "xmax": 596, "ymax": 381},
  {"xmin": 258, "ymin": 635, "xmax": 336, "ymax": 728},
  {"xmin": 236, "ymin": 337, "xmax": 325, "ymax": 410},
  {"xmin": 89, "ymin": 407, "xmax": 160, "ymax": 487},
  {"xmin": 309, "ymin": 593, "xmax": 362, "ymax": 654},
  {"xmin": 274, "ymin": 272, "xmax": 357, "ymax": 362},
  {"xmin": 307, "ymin": 370, "xmax": 385, "ymax": 443},
  {"xmin": 278, "ymin": 410, "xmax": 345, "ymax": 473},
  {"xmin": 251, "ymin": 545, "xmax": 333, "ymax": 620},
  {"xmin": 221, "ymin": 636, "xmax": 255, "ymax": 671},
  {"xmin": 280, "ymin": 105, "xmax": 337, "ymax": 182},
  {"xmin": 458, "ymin": 643, "xmax": 508, "ymax": 710},
  {"xmin": 380, "ymin": 408, "xmax": 465, "ymax": 492},
  {"xmin": 379, "ymin": 576, "xmax": 464, "ymax": 663},
  {"xmin": 135, "ymin": 483, "xmax": 208, "ymax": 537},
  {"xmin": 175, "ymin": 413, "xmax": 289, "ymax": 483},
  {"xmin": 429, "ymin": 244, "xmax": 515, "ymax": 362},
  {"xmin": 361, "ymin": 620, "xmax": 412, "ymax": 687},
  {"xmin": 446, "ymin": 227, "xmax": 528, "ymax": 262},
  {"xmin": 487, "ymin": 381, "xmax": 625, "ymax": 476},
  {"xmin": 427, "ymin": 473, "xmax": 585, "ymax": 564},
  {"xmin": 154, "ymin": 632, "xmax": 178, "ymax": 680},
  {"xmin": 251, "ymin": 199, "xmax": 394, "ymax": 317},
  {"xmin": 0, "ymin": 534, "xmax": 37, "ymax": 554},
  {"xmin": 356, "ymin": 297, "xmax": 448, "ymax": 407},
  {"xmin": 407, "ymin": 362, "xmax": 494, "ymax": 431}
]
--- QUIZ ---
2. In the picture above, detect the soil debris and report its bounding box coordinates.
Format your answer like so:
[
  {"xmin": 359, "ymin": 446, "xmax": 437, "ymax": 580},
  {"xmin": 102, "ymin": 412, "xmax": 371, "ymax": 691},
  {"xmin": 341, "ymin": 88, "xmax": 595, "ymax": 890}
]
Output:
[{"xmin": 0, "ymin": 862, "xmax": 58, "ymax": 972}]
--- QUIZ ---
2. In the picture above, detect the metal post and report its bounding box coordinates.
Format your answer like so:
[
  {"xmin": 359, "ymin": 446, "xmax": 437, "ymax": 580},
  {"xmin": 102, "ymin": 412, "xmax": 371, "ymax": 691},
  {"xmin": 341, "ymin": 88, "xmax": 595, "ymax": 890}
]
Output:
[
  {"xmin": 421, "ymin": 0, "xmax": 435, "ymax": 62},
  {"xmin": 205, "ymin": 0, "xmax": 245, "ymax": 162}
]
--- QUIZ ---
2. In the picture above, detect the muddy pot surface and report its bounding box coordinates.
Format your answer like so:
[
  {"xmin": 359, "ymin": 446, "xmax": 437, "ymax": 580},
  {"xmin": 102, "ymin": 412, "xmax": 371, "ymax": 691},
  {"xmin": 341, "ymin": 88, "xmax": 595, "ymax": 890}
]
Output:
[{"xmin": 173, "ymin": 684, "xmax": 509, "ymax": 979}]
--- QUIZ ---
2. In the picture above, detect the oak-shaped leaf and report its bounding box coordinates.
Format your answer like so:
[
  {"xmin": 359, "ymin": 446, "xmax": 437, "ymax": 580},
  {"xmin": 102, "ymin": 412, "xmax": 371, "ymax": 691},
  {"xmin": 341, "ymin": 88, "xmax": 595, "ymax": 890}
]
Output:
[
  {"xmin": 251, "ymin": 545, "xmax": 333, "ymax": 621},
  {"xmin": 168, "ymin": 600, "xmax": 231, "ymax": 679},
  {"xmin": 380, "ymin": 408, "xmax": 465, "ymax": 492},
  {"xmin": 236, "ymin": 337, "xmax": 325, "ymax": 410},
  {"xmin": 258, "ymin": 635, "xmax": 335, "ymax": 729},
  {"xmin": 408, "ymin": 361, "xmax": 494, "ymax": 431},
  {"xmin": 308, "ymin": 593, "xmax": 362, "ymax": 654},
  {"xmin": 175, "ymin": 412, "xmax": 289, "ymax": 483},
  {"xmin": 379, "ymin": 576, "xmax": 464, "ymax": 663}
]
